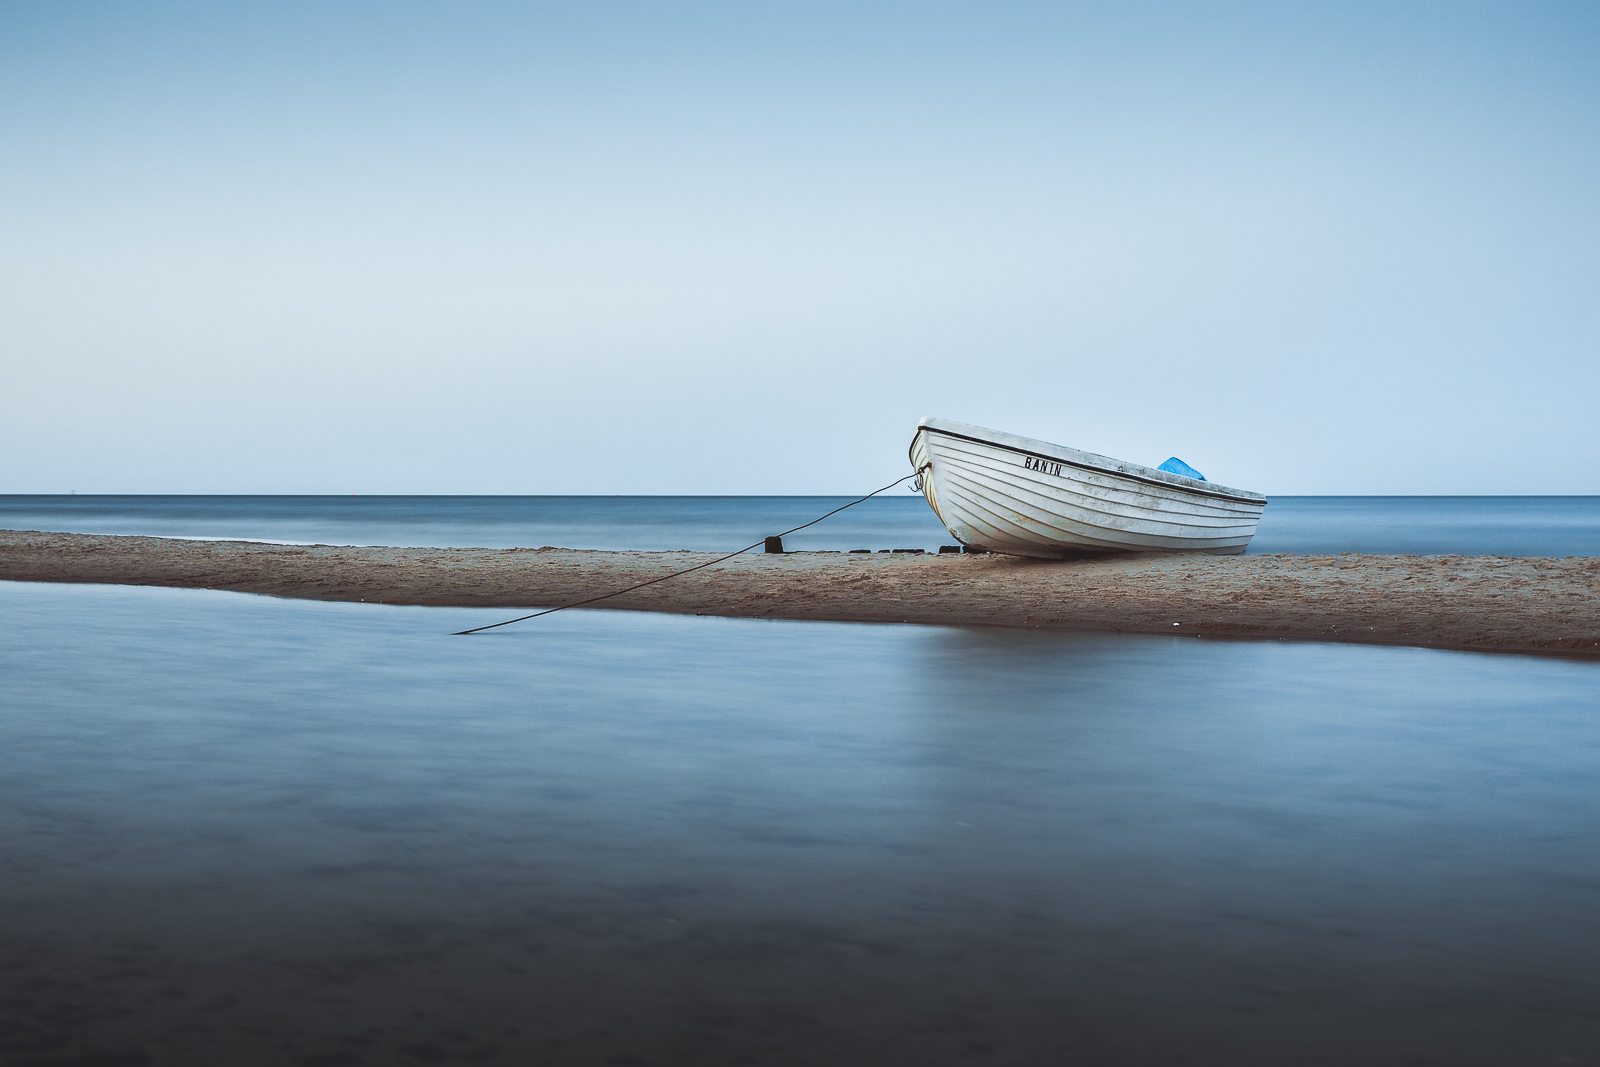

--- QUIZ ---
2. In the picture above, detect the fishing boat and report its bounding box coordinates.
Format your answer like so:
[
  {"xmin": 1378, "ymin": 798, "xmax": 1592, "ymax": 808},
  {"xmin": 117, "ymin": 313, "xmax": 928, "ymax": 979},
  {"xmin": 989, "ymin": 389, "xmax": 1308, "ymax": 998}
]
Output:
[{"xmin": 909, "ymin": 418, "xmax": 1268, "ymax": 557}]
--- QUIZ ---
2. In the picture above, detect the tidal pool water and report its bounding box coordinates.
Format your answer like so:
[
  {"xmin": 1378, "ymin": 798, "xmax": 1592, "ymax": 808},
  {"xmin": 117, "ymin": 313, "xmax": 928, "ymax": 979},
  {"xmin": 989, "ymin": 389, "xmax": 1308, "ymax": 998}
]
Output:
[{"xmin": 2, "ymin": 580, "xmax": 1597, "ymax": 1064}]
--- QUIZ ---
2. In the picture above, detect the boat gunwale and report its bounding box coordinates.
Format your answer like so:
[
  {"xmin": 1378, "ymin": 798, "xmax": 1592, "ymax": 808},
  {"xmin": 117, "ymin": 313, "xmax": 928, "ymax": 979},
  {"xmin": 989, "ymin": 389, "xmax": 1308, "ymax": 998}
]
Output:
[{"xmin": 912, "ymin": 420, "xmax": 1268, "ymax": 508}]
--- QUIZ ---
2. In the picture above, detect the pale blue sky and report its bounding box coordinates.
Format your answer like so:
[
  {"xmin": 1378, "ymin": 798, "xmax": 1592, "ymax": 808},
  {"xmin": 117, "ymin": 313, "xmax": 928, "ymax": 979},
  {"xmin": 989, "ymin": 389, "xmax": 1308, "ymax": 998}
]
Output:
[{"xmin": 3, "ymin": 1, "xmax": 1596, "ymax": 493}]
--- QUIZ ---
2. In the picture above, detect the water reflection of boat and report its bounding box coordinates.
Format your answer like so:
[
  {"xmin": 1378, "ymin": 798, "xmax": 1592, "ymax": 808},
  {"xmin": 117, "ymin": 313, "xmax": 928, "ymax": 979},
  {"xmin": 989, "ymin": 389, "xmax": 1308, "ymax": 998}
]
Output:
[{"xmin": 909, "ymin": 417, "xmax": 1268, "ymax": 558}]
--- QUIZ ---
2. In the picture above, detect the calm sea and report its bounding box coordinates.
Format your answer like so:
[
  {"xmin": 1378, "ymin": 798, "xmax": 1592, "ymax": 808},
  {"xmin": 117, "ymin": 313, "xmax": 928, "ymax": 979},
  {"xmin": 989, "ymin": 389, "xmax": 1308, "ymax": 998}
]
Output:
[
  {"xmin": 2, "ymin": 497, "xmax": 1598, "ymax": 1064},
  {"xmin": 3, "ymin": 493, "xmax": 1600, "ymax": 555}
]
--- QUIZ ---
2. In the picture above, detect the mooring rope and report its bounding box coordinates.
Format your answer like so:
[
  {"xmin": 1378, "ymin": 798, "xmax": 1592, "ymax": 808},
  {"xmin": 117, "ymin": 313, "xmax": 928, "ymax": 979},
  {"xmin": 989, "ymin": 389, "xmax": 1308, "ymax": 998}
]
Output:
[{"xmin": 451, "ymin": 472, "xmax": 920, "ymax": 635}]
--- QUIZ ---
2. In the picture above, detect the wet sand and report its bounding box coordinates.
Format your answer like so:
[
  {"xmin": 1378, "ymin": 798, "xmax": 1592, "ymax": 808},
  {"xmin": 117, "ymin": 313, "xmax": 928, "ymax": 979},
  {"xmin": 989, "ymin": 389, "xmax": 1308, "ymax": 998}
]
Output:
[{"xmin": 2, "ymin": 530, "xmax": 1595, "ymax": 656}]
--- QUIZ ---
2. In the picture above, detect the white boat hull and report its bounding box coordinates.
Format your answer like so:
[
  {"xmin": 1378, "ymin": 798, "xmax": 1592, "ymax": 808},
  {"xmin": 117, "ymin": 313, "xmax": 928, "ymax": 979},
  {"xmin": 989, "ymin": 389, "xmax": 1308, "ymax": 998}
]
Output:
[{"xmin": 910, "ymin": 418, "xmax": 1267, "ymax": 558}]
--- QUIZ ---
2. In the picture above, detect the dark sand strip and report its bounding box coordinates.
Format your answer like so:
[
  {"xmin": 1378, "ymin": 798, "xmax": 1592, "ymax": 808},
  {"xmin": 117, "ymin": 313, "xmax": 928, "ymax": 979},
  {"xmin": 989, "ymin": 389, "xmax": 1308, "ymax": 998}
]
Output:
[{"xmin": 2, "ymin": 530, "xmax": 1596, "ymax": 657}]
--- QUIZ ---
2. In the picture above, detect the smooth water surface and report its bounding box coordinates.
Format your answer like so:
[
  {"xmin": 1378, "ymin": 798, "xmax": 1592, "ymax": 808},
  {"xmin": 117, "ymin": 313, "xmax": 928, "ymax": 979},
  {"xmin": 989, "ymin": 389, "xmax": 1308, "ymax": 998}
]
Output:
[
  {"xmin": 3, "ymin": 494, "xmax": 1599, "ymax": 555},
  {"xmin": 2, "ymin": 581, "xmax": 1597, "ymax": 1064}
]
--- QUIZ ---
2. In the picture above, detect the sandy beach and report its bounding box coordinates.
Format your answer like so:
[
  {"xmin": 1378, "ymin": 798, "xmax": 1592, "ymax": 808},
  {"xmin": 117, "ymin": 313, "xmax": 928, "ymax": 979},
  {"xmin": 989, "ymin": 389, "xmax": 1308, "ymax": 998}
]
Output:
[{"xmin": 2, "ymin": 529, "xmax": 1596, "ymax": 657}]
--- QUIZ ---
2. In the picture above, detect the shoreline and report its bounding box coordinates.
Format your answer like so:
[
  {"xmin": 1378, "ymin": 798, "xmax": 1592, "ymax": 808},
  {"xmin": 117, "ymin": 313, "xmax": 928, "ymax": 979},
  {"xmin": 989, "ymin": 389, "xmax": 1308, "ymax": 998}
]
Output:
[{"xmin": 2, "ymin": 529, "xmax": 1597, "ymax": 657}]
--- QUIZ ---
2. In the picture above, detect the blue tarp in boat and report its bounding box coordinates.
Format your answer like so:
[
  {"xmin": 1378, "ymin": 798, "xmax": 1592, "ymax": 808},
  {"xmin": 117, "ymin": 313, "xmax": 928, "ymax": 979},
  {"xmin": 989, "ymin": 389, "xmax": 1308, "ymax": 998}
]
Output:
[{"xmin": 1157, "ymin": 457, "xmax": 1206, "ymax": 481}]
